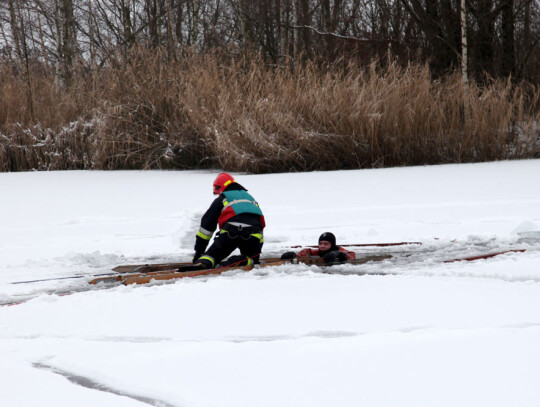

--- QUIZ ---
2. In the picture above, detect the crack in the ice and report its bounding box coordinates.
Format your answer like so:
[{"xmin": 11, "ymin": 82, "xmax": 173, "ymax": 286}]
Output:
[
  {"xmin": 33, "ymin": 362, "xmax": 179, "ymax": 407},
  {"xmin": 222, "ymin": 330, "xmax": 361, "ymax": 343}
]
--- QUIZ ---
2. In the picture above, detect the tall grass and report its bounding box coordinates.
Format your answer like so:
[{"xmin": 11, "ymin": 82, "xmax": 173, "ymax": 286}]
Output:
[{"xmin": 1, "ymin": 50, "xmax": 538, "ymax": 173}]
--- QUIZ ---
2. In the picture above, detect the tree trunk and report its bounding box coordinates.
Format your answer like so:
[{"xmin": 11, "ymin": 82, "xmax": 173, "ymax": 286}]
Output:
[
  {"xmin": 122, "ymin": 0, "xmax": 134, "ymax": 52},
  {"xmin": 10, "ymin": 0, "xmax": 35, "ymax": 120},
  {"xmin": 87, "ymin": 0, "xmax": 96, "ymax": 67},
  {"xmin": 147, "ymin": 0, "xmax": 160, "ymax": 48},
  {"xmin": 188, "ymin": 0, "xmax": 200, "ymax": 46},
  {"xmin": 240, "ymin": 0, "xmax": 253, "ymax": 51},
  {"xmin": 501, "ymin": 0, "xmax": 515, "ymax": 77},
  {"xmin": 296, "ymin": 0, "xmax": 310, "ymax": 58},
  {"xmin": 176, "ymin": 0, "xmax": 184, "ymax": 44},
  {"xmin": 34, "ymin": 3, "xmax": 51, "ymax": 68},
  {"xmin": 461, "ymin": 0, "xmax": 468, "ymax": 83},
  {"xmin": 474, "ymin": 0, "xmax": 495, "ymax": 77},
  {"xmin": 54, "ymin": 0, "xmax": 77, "ymax": 88},
  {"xmin": 166, "ymin": 0, "xmax": 178, "ymax": 60},
  {"xmin": 278, "ymin": 0, "xmax": 289, "ymax": 64},
  {"xmin": 7, "ymin": 0, "xmax": 24, "ymax": 63}
]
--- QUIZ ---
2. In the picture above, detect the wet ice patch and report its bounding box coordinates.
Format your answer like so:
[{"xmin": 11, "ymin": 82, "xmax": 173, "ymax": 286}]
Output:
[
  {"xmin": 512, "ymin": 220, "xmax": 540, "ymax": 243},
  {"xmin": 512, "ymin": 220, "xmax": 539, "ymax": 234},
  {"xmin": 59, "ymin": 251, "xmax": 127, "ymax": 268},
  {"xmin": 517, "ymin": 231, "xmax": 540, "ymax": 244}
]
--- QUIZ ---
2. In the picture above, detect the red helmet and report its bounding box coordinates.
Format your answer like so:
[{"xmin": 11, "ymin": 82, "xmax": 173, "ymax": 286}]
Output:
[{"xmin": 213, "ymin": 172, "xmax": 236, "ymax": 195}]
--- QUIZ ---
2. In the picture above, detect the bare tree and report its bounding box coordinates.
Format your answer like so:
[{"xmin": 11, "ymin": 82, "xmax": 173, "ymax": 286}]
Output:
[
  {"xmin": 501, "ymin": 0, "xmax": 515, "ymax": 77},
  {"xmin": 54, "ymin": 0, "xmax": 77, "ymax": 88},
  {"xmin": 0, "ymin": 0, "xmax": 538, "ymax": 81},
  {"xmin": 461, "ymin": 0, "xmax": 468, "ymax": 82},
  {"xmin": 7, "ymin": 0, "xmax": 24, "ymax": 62},
  {"xmin": 278, "ymin": 0, "xmax": 289, "ymax": 63}
]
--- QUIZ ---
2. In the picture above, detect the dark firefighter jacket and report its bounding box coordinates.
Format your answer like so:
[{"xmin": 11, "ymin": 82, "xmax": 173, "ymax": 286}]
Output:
[{"xmin": 194, "ymin": 183, "xmax": 265, "ymax": 255}]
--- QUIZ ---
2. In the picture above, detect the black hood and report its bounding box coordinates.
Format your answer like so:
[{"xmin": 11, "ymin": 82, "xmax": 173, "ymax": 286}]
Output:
[{"xmin": 318, "ymin": 232, "xmax": 339, "ymax": 256}]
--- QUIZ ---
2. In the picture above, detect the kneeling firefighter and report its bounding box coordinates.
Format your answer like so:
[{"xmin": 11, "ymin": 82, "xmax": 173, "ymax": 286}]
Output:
[{"xmin": 183, "ymin": 173, "xmax": 265, "ymax": 271}]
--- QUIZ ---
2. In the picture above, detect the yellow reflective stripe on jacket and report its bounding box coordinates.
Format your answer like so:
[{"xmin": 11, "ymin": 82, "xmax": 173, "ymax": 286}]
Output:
[
  {"xmin": 197, "ymin": 231, "xmax": 212, "ymax": 240},
  {"xmin": 222, "ymin": 199, "xmax": 255, "ymax": 209},
  {"xmin": 199, "ymin": 226, "xmax": 213, "ymax": 235}
]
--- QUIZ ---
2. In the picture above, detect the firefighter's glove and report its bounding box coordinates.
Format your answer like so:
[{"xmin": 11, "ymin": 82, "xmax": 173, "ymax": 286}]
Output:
[
  {"xmin": 281, "ymin": 251, "xmax": 297, "ymax": 260},
  {"xmin": 324, "ymin": 251, "xmax": 347, "ymax": 264}
]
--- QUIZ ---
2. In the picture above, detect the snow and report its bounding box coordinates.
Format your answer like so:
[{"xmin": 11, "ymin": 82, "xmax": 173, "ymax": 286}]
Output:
[{"xmin": 1, "ymin": 160, "xmax": 540, "ymax": 407}]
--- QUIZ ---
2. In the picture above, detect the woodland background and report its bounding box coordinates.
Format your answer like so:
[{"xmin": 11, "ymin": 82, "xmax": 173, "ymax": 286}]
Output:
[{"xmin": 1, "ymin": 0, "xmax": 539, "ymax": 172}]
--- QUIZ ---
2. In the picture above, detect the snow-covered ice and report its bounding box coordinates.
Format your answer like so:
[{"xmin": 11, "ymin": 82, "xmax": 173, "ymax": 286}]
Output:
[{"xmin": 1, "ymin": 160, "xmax": 540, "ymax": 406}]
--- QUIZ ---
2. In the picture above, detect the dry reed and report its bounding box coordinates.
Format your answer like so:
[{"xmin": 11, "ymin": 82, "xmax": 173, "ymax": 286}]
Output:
[{"xmin": 1, "ymin": 50, "xmax": 538, "ymax": 173}]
